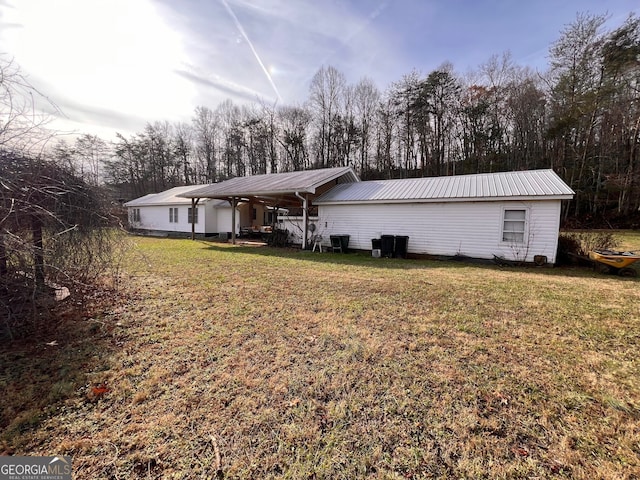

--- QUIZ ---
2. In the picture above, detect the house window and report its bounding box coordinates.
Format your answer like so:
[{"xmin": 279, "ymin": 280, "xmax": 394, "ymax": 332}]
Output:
[
  {"xmin": 502, "ymin": 209, "xmax": 526, "ymax": 243},
  {"xmin": 188, "ymin": 207, "xmax": 199, "ymax": 224},
  {"xmin": 169, "ymin": 207, "xmax": 178, "ymax": 223},
  {"xmin": 252, "ymin": 207, "xmax": 257, "ymax": 221},
  {"xmin": 131, "ymin": 208, "xmax": 140, "ymax": 222}
]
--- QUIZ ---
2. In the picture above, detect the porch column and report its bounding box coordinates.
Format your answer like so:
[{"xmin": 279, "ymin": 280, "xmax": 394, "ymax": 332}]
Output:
[
  {"xmin": 302, "ymin": 194, "xmax": 308, "ymax": 250},
  {"xmin": 231, "ymin": 196, "xmax": 237, "ymax": 245},
  {"xmin": 190, "ymin": 198, "xmax": 201, "ymax": 240},
  {"xmin": 191, "ymin": 198, "xmax": 196, "ymax": 240}
]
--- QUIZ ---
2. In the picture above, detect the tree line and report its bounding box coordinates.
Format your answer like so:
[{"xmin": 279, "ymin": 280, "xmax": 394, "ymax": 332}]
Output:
[{"xmin": 51, "ymin": 13, "xmax": 640, "ymax": 225}]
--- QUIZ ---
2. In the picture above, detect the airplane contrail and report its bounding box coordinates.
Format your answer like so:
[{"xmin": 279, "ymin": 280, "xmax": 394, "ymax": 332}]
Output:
[{"xmin": 220, "ymin": 0, "xmax": 282, "ymax": 102}]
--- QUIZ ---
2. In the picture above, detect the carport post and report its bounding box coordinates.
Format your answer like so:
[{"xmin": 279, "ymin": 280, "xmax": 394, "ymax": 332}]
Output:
[
  {"xmin": 191, "ymin": 198, "xmax": 196, "ymax": 240},
  {"xmin": 190, "ymin": 198, "xmax": 201, "ymax": 240},
  {"xmin": 302, "ymin": 194, "xmax": 308, "ymax": 249},
  {"xmin": 231, "ymin": 196, "xmax": 237, "ymax": 245},
  {"xmin": 295, "ymin": 191, "xmax": 308, "ymax": 249}
]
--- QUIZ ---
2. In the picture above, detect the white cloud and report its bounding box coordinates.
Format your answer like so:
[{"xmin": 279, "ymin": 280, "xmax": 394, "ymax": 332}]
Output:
[
  {"xmin": 0, "ymin": 0, "xmax": 396, "ymax": 138},
  {"xmin": 8, "ymin": 0, "xmax": 634, "ymax": 140},
  {"xmin": 1, "ymin": 0, "xmax": 197, "ymax": 135},
  {"xmin": 161, "ymin": 0, "xmax": 395, "ymax": 103}
]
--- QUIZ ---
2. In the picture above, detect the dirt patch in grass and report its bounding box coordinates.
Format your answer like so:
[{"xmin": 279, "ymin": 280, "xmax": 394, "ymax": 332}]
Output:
[{"xmin": 3, "ymin": 235, "xmax": 640, "ymax": 478}]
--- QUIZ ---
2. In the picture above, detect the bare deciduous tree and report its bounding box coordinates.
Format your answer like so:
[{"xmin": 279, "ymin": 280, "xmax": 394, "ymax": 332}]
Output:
[
  {"xmin": 0, "ymin": 55, "xmax": 56, "ymax": 154},
  {"xmin": 309, "ymin": 66, "xmax": 346, "ymax": 168}
]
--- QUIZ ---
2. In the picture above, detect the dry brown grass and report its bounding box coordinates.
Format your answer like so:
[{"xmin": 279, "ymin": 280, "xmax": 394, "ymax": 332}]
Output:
[{"xmin": 2, "ymin": 233, "xmax": 640, "ymax": 479}]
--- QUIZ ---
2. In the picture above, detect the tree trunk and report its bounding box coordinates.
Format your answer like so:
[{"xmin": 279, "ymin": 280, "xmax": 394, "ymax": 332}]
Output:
[
  {"xmin": 31, "ymin": 215, "xmax": 45, "ymax": 293},
  {"xmin": 0, "ymin": 234, "xmax": 8, "ymax": 301},
  {"xmin": 0, "ymin": 234, "xmax": 7, "ymax": 279}
]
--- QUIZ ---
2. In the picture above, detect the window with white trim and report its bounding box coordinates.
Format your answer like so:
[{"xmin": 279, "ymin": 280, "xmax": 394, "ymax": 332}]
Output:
[
  {"xmin": 188, "ymin": 207, "xmax": 199, "ymax": 224},
  {"xmin": 502, "ymin": 209, "xmax": 526, "ymax": 243},
  {"xmin": 131, "ymin": 208, "xmax": 141, "ymax": 222},
  {"xmin": 169, "ymin": 207, "xmax": 179, "ymax": 223}
]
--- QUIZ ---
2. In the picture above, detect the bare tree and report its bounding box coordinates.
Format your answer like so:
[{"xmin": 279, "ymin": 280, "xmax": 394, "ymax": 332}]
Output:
[
  {"xmin": 174, "ymin": 122, "xmax": 194, "ymax": 185},
  {"xmin": 242, "ymin": 104, "xmax": 268, "ymax": 175},
  {"xmin": 389, "ymin": 71, "xmax": 421, "ymax": 176},
  {"xmin": 217, "ymin": 99, "xmax": 244, "ymax": 178},
  {"xmin": 309, "ymin": 66, "xmax": 346, "ymax": 167},
  {"xmin": 277, "ymin": 104, "xmax": 311, "ymax": 171},
  {"xmin": 374, "ymin": 97, "xmax": 396, "ymax": 178},
  {"xmin": 74, "ymin": 134, "xmax": 110, "ymax": 185},
  {"xmin": 547, "ymin": 13, "xmax": 608, "ymax": 218},
  {"xmin": 599, "ymin": 14, "xmax": 640, "ymax": 215},
  {"xmin": 0, "ymin": 55, "xmax": 56, "ymax": 154},
  {"xmin": 506, "ymin": 70, "xmax": 547, "ymax": 171},
  {"xmin": 192, "ymin": 106, "xmax": 219, "ymax": 182},
  {"xmin": 353, "ymin": 77, "xmax": 380, "ymax": 175},
  {"xmin": 258, "ymin": 100, "xmax": 280, "ymax": 174},
  {"xmin": 416, "ymin": 64, "xmax": 461, "ymax": 175}
]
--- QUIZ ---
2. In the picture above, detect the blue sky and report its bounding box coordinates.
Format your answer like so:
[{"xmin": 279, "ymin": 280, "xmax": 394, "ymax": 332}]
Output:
[{"xmin": 0, "ymin": 0, "xmax": 638, "ymax": 139}]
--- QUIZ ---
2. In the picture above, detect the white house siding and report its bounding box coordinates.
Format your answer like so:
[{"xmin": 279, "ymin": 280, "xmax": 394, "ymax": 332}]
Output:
[
  {"xmin": 204, "ymin": 204, "xmax": 218, "ymax": 233},
  {"xmin": 279, "ymin": 216, "xmax": 320, "ymax": 246},
  {"xmin": 128, "ymin": 204, "xmax": 207, "ymax": 234},
  {"xmin": 317, "ymin": 200, "xmax": 562, "ymax": 263},
  {"xmin": 216, "ymin": 207, "xmax": 238, "ymax": 235}
]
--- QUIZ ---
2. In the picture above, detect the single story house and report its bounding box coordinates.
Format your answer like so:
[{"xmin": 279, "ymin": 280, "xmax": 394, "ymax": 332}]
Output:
[
  {"xmin": 124, "ymin": 185, "xmax": 239, "ymax": 237},
  {"xmin": 139, "ymin": 168, "xmax": 573, "ymax": 265},
  {"xmin": 312, "ymin": 169, "xmax": 574, "ymax": 264}
]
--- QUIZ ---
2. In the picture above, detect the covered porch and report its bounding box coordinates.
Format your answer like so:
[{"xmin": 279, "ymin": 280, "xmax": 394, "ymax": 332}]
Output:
[{"xmin": 178, "ymin": 167, "xmax": 359, "ymax": 249}]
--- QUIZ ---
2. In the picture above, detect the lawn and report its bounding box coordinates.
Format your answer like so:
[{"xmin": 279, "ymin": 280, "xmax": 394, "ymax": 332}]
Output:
[{"xmin": 1, "ymin": 233, "xmax": 639, "ymax": 479}]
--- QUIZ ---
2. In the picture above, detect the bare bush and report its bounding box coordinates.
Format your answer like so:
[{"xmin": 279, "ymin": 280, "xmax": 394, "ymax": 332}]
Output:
[
  {"xmin": 0, "ymin": 150, "xmax": 124, "ymax": 339},
  {"xmin": 557, "ymin": 231, "xmax": 621, "ymax": 264}
]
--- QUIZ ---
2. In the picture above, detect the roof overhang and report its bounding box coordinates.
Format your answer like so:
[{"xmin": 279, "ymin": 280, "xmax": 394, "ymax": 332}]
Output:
[
  {"xmin": 123, "ymin": 197, "xmax": 228, "ymax": 208},
  {"xmin": 177, "ymin": 167, "xmax": 359, "ymax": 206}
]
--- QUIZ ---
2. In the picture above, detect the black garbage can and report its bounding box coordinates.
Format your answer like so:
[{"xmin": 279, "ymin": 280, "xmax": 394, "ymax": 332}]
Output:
[
  {"xmin": 381, "ymin": 235, "xmax": 395, "ymax": 258},
  {"xmin": 338, "ymin": 234, "xmax": 350, "ymax": 253},
  {"xmin": 394, "ymin": 235, "xmax": 409, "ymax": 259}
]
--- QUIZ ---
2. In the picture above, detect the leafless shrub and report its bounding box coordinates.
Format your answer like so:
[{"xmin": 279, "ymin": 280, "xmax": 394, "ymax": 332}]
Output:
[
  {"xmin": 0, "ymin": 150, "xmax": 125, "ymax": 339},
  {"xmin": 557, "ymin": 231, "xmax": 620, "ymax": 264}
]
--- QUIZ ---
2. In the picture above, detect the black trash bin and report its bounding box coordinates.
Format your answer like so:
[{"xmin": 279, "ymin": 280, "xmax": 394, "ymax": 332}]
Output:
[
  {"xmin": 338, "ymin": 234, "xmax": 350, "ymax": 253},
  {"xmin": 381, "ymin": 235, "xmax": 395, "ymax": 258},
  {"xmin": 394, "ymin": 235, "xmax": 409, "ymax": 259}
]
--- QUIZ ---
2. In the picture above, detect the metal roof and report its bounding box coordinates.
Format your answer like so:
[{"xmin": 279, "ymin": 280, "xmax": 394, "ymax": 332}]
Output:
[
  {"xmin": 314, "ymin": 169, "xmax": 575, "ymax": 204},
  {"xmin": 179, "ymin": 167, "xmax": 359, "ymax": 199},
  {"xmin": 124, "ymin": 185, "xmax": 230, "ymax": 207}
]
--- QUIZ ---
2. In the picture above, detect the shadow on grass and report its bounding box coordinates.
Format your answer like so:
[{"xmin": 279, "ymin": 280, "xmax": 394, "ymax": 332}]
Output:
[
  {"xmin": 198, "ymin": 241, "xmax": 639, "ymax": 281},
  {"xmin": 0, "ymin": 297, "xmax": 119, "ymax": 452}
]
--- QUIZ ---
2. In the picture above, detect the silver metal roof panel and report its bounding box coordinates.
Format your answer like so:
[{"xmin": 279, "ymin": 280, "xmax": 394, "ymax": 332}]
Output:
[
  {"xmin": 124, "ymin": 185, "xmax": 227, "ymax": 207},
  {"xmin": 314, "ymin": 169, "xmax": 574, "ymax": 204},
  {"xmin": 179, "ymin": 167, "xmax": 359, "ymax": 198}
]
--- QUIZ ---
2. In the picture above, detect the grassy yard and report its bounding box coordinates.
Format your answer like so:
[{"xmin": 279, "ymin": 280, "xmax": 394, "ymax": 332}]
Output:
[{"xmin": 2, "ymin": 233, "xmax": 640, "ymax": 479}]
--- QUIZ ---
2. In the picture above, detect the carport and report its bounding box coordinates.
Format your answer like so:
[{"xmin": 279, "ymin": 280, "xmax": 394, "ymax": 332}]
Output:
[{"xmin": 179, "ymin": 167, "xmax": 359, "ymax": 248}]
